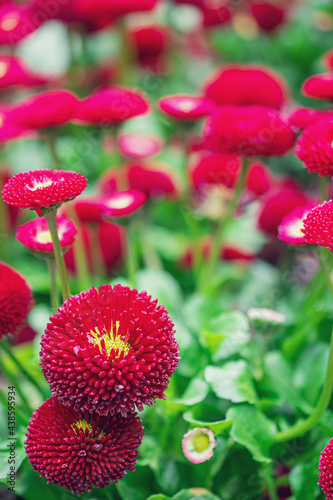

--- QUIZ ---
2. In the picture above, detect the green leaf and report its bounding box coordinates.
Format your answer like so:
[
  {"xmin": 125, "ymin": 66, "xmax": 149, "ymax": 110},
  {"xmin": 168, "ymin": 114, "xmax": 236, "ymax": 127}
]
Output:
[
  {"xmin": 294, "ymin": 343, "xmax": 329, "ymax": 406},
  {"xmin": 205, "ymin": 361, "xmax": 257, "ymax": 404},
  {"xmin": 172, "ymin": 378, "xmax": 208, "ymax": 406},
  {"xmin": 183, "ymin": 294, "xmax": 225, "ymax": 334},
  {"xmin": 147, "ymin": 489, "xmax": 222, "ymax": 500},
  {"xmin": 136, "ymin": 269, "xmax": 183, "ymax": 314},
  {"xmin": 183, "ymin": 411, "xmax": 232, "ymax": 434},
  {"xmin": 226, "ymin": 405, "xmax": 277, "ymax": 463},
  {"xmin": 289, "ymin": 461, "xmax": 321, "ymax": 500},
  {"xmin": 201, "ymin": 311, "xmax": 250, "ymax": 360}
]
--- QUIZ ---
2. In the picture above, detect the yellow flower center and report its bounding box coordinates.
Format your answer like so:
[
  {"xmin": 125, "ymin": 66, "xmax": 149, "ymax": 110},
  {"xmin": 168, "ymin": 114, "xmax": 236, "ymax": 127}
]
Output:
[
  {"xmin": 193, "ymin": 435, "xmax": 210, "ymax": 453},
  {"xmin": 89, "ymin": 321, "xmax": 131, "ymax": 358},
  {"xmin": 71, "ymin": 419, "xmax": 104, "ymax": 439},
  {"xmin": 35, "ymin": 230, "xmax": 53, "ymax": 244},
  {"xmin": 27, "ymin": 179, "xmax": 54, "ymax": 192}
]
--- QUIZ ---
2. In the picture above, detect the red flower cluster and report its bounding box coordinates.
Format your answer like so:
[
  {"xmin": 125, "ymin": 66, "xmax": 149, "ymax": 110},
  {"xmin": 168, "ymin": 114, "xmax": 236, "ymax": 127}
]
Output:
[
  {"xmin": 40, "ymin": 284, "xmax": 179, "ymax": 416},
  {"xmin": 289, "ymin": 107, "xmax": 333, "ymax": 131},
  {"xmin": 25, "ymin": 396, "xmax": 144, "ymax": 495},
  {"xmin": 0, "ymin": 262, "xmax": 34, "ymax": 341},
  {"xmin": 301, "ymin": 201, "xmax": 333, "ymax": 252},
  {"xmin": 319, "ymin": 437, "xmax": 333, "ymax": 499},
  {"xmin": 295, "ymin": 119, "xmax": 333, "ymax": 176}
]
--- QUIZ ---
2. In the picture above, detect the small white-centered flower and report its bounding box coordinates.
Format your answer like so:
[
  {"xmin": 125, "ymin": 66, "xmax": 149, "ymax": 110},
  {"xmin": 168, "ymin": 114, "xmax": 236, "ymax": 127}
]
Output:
[
  {"xmin": 182, "ymin": 427, "xmax": 216, "ymax": 464},
  {"xmin": 247, "ymin": 307, "xmax": 286, "ymax": 327}
]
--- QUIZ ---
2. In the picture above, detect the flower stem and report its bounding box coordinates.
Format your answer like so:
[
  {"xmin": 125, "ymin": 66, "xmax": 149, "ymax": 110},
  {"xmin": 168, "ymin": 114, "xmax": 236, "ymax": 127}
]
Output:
[
  {"xmin": 44, "ymin": 209, "xmax": 71, "ymax": 301},
  {"xmin": 126, "ymin": 220, "xmax": 138, "ymax": 288},
  {"xmin": 198, "ymin": 157, "xmax": 249, "ymax": 294},
  {"xmin": 320, "ymin": 176, "xmax": 330, "ymax": 202},
  {"xmin": 46, "ymin": 257, "xmax": 59, "ymax": 311},
  {"xmin": 1, "ymin": 338, "xmax": 48, "ymax": 400},
  {"xmin": 262, "ymin": 463, "xmax": 279, "ymax": 500},
  {"xmin": 66, "ymin": 204, "xmax": 91, "ymax": 291},
  {"xmin": 0, "ymin": 389, "xmax": 29, "ymax": 425},
  {"xmin": 45, "ymin": 132, "xmax": 62, "ymax": 169},
  {"xmin": 0, "ymin": 351, "xmax": 32, "ymax": 414}
]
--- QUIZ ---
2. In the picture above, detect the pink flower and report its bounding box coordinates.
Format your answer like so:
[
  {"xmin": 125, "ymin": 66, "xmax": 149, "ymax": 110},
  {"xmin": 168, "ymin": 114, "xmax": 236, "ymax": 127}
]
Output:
[{"xmin": 182, "ymin": 428, "xmax": 216, "ymax": 464}]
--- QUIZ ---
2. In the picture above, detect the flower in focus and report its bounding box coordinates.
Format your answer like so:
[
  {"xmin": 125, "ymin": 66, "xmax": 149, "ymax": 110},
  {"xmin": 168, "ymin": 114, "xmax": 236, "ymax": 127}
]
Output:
[
  {"xmin": 25, "ymin": 395, "xmax": 144, "ymax": 495},
  {"xmin": 278, "ymin": 205, "xmax": 313, "ymax": 246},
  {"xmin": 295, "ymin": 119, "xmax": 333, "ymax": 176},
  {"xmin": 40, "ymin": 284, "xmax": 179, "ymax": 416},
  {"xmin": 0, "ymin": 54, "xmax": 49, "ymax": 89},
  {"xmin": 16, "ymin": 215, "xmax": 77, "ymax": 254},
  {"xmin": 204, "ymin": 105, "xmax": 295, "ymax": 157},
  {"xmin": 2, "ymin": 169, "xmax": 88, "ymax": 216},
  {"xmin": 10, "ymin": 90, "xmax": 79, "ymax": 130},
  {"xmin": 319, "ymin": 437, "xmax": 333, "ymax": 499},
  {"xmin": 301, "ymin": 201, "xmax": 333, "ymax": 252},
  {"xmin": 73, "ymin": 86, "xmax": 149, "ymax": 125},
  {"xmin": 0, "ymin": 262, "xmax": 34, "ymax": 340},
  {"xmin": 182, "ymin": 427, "xmax": 216, "ymax": 464},
  {"xmin": 289, "ymin": 107, "xmax": 333, "ymax": 131},
  {"xmin": 203, "ymin": 64, "xmax": 288, "ymax": 109},
  {"xmin": 158, "ymin": 94, "xmax": 214, "ymax": 121},
  {"xmin": 302, "ymin": 73, "xmax": 333, "ymax": 100},
  {"xmin": 118, "ymin": 133, "xmax": 162, "ymax": 159}
]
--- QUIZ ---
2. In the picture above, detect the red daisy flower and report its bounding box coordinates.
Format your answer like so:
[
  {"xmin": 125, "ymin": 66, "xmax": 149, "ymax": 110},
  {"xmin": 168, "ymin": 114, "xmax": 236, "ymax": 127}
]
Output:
[
  {"xmin": 301, "ymin": 201, "xmax": 333, "ymax": 252},
  {"xmin": 158, "ymin": 94, "xmax": 214, "ymax": 121},
  {"xmin": 289, "ymin": 107, "xmax": 333, "ymax": 131},
  {"xmin": 73, "ymin": 86, "xmax": 149, "ymax": 125},
  {"xmin": 130, "ymin": 25, "xmax": 169, "ymax": 63},
  {"xmin": 0, "ymin": 54, "xmax": 49, "ymax": 89},
  {"xmin": 246, "ymin": 161, "xmax": 276, "ymax": 197},
  {"xmin": 278, "ymin": 205, "xmax": 314, "ymax": 246},
  {"xmin": 0, "ymin": 262, "xmax": 34, "ymax": 340},
  {"xmin": 10, "ymin": 90, "xmax": 79, "ymax": 130},
  {"xmin": 250, "ymin": 1, "xmax": 287, "ymax": 32},
  {"xmin": 203, "ymin": 64, "xmax": 288, "ymax": 109},
  {"xmin": 295, "ymin": 119, "xmax": 333, "ymax": 176},
  {"xmin": 118, "ymin": 133, "xmax": 162, "ymax": 159},
  {"xmin": 2, "ymin": 169, "xmax": 88, "ymax": 216},
  {"xmin": 16, "ymin": 214, "xmax": 77, "ymax": 254},
  {"xmin": 0, "ymin": 104, "xmax": 34, "ymax": 142},
  {"xmin": 319, "ymin": 437, "xmax": 333, "ymax": 499},
  {"xmin": 40, "ymin": 284, "xmax": 179, "ymax": 416},
  {"xmin": 302, "ymin": 73, "xmax": 333, "ymax": 101},
  {"xmin": 125, "ymin": 162, "xmax": 181, "ymax": 200},
  {"xmin": 189, "ymin": 151, "xmax": 241, "ymax": 191},
  {"xmin": 203, "ymin": 105, "xmax": 295, "ymax": 157},
  {"xmin": 25, "ymin": 395, "xmax": 144, "ymax": 495}
]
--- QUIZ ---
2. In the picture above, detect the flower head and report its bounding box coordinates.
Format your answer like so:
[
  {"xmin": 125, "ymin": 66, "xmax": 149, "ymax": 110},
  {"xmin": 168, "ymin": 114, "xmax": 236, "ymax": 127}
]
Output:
[
  {"xmin": 204, "ymin": 105, "xmax": 295, "ymax": 157},
  {"xmin": 319, "ymin": 437, "xmax": 333, "ymax": 499},
  {"xmin": 247, "ymin": 308, "xmax": 286, "ymax": 328},
  {"xmin": 204, "ymin": 64, "xmax": 288, "ymax": 109},
  {"xmin": 295, "ymin": 119, "xmax": 333, "ymax": 176},
  {"xmin": 182, "ymin": 427, "xmax": 216, "ymax": 464},
  {"xmin": 125, "ymin": 162, "xmax": 181, "ymax": 200},
  {"xmin": 289, "ymin": 107, "xmax": 333, "ymax": 131},
  {"xmin": 10, "ymin": 90, "xmax": 79, "ymax": 130},
  {"xmin": 0, "ymin": 262, "xmax": 34, "ymax": 340},
  {"xmin": 25, "ymin": 396, "xmax": 144, "ymax": 495},
  {"xmin": 40, "ymin": 284, "xmax": 179, "ymax": 416},
  {"xmin": 0, "ymin": 4, "xmax": 42, "ymax": 46},
  {"xmin": 158, "ymin": 94, "xmax": 214, "ymax": 120},
  {"xmin": 189, "ymin": 151, "xmax": 241, "ymax": 191},
  {"xmin": 73, "ymin": 86, "xmax": 149, "ymax": 125},
  {"xmin": 2, "ymin": 169, "xmax": 88, "ymax": 216},
  {"xmin": 278, "ymin": 205, "xmax": 313, "ymax": 246},
  {"xmin": 16, "ymin": 215, "xmax": 77, "ymax": 254},
  {"xmin": 301, "ymin": 201, "xmax": 333, "ymax": 252},
  {"xmin": 0, "ymin": 54, "xmax": 49, "ymax": 89},
  {"xmin": 251, "ymin": 2, "xmax": 287, "ymax": 32},
  {"xmin": 118, "ymin": 134, "xmax": 162, "ymax": 159},
  {"xmin": 73, "ymin": 0, "xmax": 159, "ymax": 18},
  {"xmin": 246, "ymin": 161, "xmax": 276, "ymax": 197},
  {"xmin": 302, "ymin": 73, "xmax": 333, "ymax": 100}
]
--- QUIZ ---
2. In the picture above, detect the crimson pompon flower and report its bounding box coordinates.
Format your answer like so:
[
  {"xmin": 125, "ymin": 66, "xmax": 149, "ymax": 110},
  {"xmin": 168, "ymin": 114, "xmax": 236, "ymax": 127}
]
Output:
[
  {"xmin": 2, "ymin": 169, "xmax": 88, "ymax": 216},
  {"xmin": 40, "ymin": 284, "xmax": 179, "ymax": 416},
  {"xmin": 302, "ymin": 73, "xmax": 333, "ymax": 101},
  {"xmin": 25, "ymin": 395, "xmax": 144, "ymax": 495},
  {"xmin": 203, "ymin": 64, "xmax": 288, "ymax": 109},
  {"xmin": 16, "ymin": 215, "xmax": 77, "ymax": 255},
  {"xmin": 73, "ymin": 86, "xmax": 149, "ymax": 125},
  {"xmin": 301, "ymin": 201, "xmax": 333, "ymax": 252},
  {"xmin": 203, "ymin": 105, "xmax": 295, "ymax": 157},
  {"xmin": 0, "ymin": 262, "xmax": 34, "ymax": 341},
  {"xmin": 319, "ymin": 437, "xmax": 333, "ymax": 499},
  {"xmin": 289, "ymin": 108, "xmax": 333, "ymax": 131},
  {"xmin": 295, "ymin": 119, "xmax": 333, "ymax": 176}
]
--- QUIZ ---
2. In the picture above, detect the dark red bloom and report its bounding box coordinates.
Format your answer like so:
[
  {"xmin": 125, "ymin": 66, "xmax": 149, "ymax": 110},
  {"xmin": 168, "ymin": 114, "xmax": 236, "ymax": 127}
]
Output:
[
  {"xmin": 25, "ymin": 396, "xmax": 144, "ymax": 495},
  {"xmin": 73, "ymin": 86, "xmax": 149, "ymax": 125},
  {"xmin": 302, "ymin": 201, "xmax": 333, "ymax": 252},
  {"xmin": 0, "ymin": 262, "xmax": 34, "ymax": 340},
  {"xmin": 130, "ymin": 25, "xmax": 169, "ymax": 63},
  {"xmin": 0, "ymin": 54, "xmax": 49, "ymax": 89},
  {"xmin": 118, "ymin": 134, "xmax": 162, "ymax": 159},
  {"xmin": 246, "ymin": 161, "xmax": 276, "ymax": 196},
  {"xmin": 10, "ymin": 90, "xmax": 78, "ymax": 130},
  {"xmin": 204, "ymin": 64, "xmax": 288, "ymax": 109},
  {"xmin": 204, "ymin": 105, "xmax": 295, "ymax": 157},
  {"xmin": 189, "ymin": 151, "xmax": 241, "ymax": 191},
  {"xmin": 73, "ymin": 0, "xmax": 159, "ymax": 18},
  {"xmin": 173, "ymin": 0, "xmax": 231, "ymax": 27},
  {"xmin": 251, "ymin": 2, "xmax": 286, "ymax": 32},
  {"xmin": 125, "ymin": 162, "xmax": 181, "ymax": 200},
  {"xmin": 258, "ymin": 187, "xmax": 309, "ymax": 235},
  {"xmin": 2, "ymin": 169, "xmax": 88, "ymax": 216},
  {"xmin": 302, "ymin": 73, "xmax": 333, "ymax": 101},
  {"xmin": 295, "ymin": 119, "xmax": 333, "ymax": 176},
  {"xmin": 158, "ymin": 94, "xmax": 214, "ymax": 120},
  {"xmin": 40, "ymin": 284, "xmax": 179, "ymax": 416},
  {"xmin": 16, "ymin": 214, "xmax": 77, "ymax": 254},
  {"xmin": 289, "ymin": 107, "xmax": 333, "ymax": 131},
  {"xmin": 319, "ymin": 437, "xmax": 333, "ymax": 499}
]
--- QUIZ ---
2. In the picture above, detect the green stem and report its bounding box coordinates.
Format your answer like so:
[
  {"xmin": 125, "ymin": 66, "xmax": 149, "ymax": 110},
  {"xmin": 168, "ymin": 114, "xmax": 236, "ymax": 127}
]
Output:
[
  {"xmin": 198, "ymin": 157, "xmax": 249, "ymax": 293},
  {"xmin": 126, "ymin": 220, "xmax": 138, "ymax": 288},
  {"xmin": 66, "ymin": 205, "xmax": 91, "ymax": 291},
  {"xmin": 276, "ymin": 325, "xmax": 333, "ymax": 442},
  {"xmin": 1, "ymin": 338, "xmax": 48, "ymax": 400},
  {"xmin": 262, "ymin": 463, "xmax": 279, "ymax": 500},
  {"xmin": 46, "ymin": 257, "xmax": 59, "ymax": 311},
  {"xmin": 318, "ymin": 247, "xmax": 333, "ymax": 297},
  {"xmin": 45, "ymin": 209, "xmax": 71, "ymax": 301},
  {"xmin": 0, "ymin": 355, "xmax": 32, "ymax": 414},
  {"xmin": 0, "ymin": 389, "xmax": 29, "ymax": 426},
  {"xmin": 45, "ymin": 133, "xmax": 62, "ymax": 169},
  {"xmin": 140, "ymin": 207, "xmax": 162, "ymax": 270},
  {"xmin": 89, "ymin": 223, "xmax": 106, "ymax": 278},
  {"xmin": 320, "ymin": 176, "xmax": 330, "ymax": 202}
]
